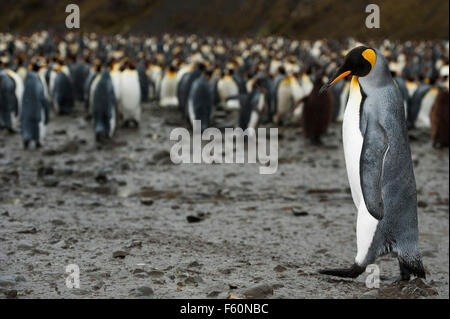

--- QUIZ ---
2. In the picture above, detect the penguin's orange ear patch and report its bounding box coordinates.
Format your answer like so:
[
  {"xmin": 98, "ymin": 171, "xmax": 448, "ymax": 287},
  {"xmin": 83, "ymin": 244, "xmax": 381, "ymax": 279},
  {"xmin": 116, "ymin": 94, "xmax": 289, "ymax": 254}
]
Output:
[{"xmin": 362, "ymin": 49, "xmax": 377, "ymax": 70}]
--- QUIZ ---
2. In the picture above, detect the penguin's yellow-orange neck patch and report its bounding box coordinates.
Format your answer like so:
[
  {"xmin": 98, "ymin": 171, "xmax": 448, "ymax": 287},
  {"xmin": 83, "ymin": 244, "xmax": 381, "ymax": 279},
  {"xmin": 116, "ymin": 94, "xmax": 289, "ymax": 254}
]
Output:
[
  {"xmin": 350, "ymin": 76, "xmax": 360, "ymax": 93},
  {"xmin": 362, "ymin": 49, "xmax": 376, "ymax": 70}
]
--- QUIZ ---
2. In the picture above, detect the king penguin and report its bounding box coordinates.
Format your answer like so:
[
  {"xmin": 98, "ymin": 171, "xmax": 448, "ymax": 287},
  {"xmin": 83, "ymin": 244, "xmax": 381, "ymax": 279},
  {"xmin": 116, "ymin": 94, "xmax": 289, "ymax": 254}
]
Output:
[
  {"xmin": 301, "ymin": 71, "xmax": 334, "ymax": 145},
  {"xmin": 119, "ymin": 60, "xmax": 141, "ymax": 127},
  {"xmin": 318, "ymin": 46, "xmax": 425, "ymax": 280},
  {"xmin": 430, "ymin": 86, "xmax": 449, "ymax": 148},
  {"xmin": 52, "ymin": 61, "xmax": 75, "ymax": 115},
  {"xmin": 91, "ymin": 66, "xmax": 117, "ymax": 142},
  {"xmin": 0, "ymin": 65, "xmax": 23, "ymax": 132},
  {"xmin": 187, "ymin": 69, "xmax": 213, "ymax": 132},
  {"xmin": 21, "ymin": 64, "xmax": 49, "ymax": 149},
  {"xmin": 159, "ymin": 65, "xmax": 179, "ymax": 107}
]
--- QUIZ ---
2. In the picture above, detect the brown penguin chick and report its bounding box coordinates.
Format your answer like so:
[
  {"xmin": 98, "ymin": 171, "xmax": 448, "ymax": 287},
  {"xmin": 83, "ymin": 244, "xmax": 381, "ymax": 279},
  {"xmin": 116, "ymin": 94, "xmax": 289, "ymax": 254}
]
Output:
[
  {"xmin": 301, "ymin": 74, "xmax": 334, "ymax": 145},
  {"xmin": 430, "ymin": 87, "xmax": 449, "ymax": 148}
]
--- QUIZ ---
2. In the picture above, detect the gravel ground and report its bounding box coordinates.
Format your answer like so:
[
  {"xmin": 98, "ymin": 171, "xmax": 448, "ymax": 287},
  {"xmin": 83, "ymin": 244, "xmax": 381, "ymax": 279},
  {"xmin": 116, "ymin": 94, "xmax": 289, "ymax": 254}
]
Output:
[{"xmin": 0, "ymin": 102, "xmax": 448, "ymax": 299}]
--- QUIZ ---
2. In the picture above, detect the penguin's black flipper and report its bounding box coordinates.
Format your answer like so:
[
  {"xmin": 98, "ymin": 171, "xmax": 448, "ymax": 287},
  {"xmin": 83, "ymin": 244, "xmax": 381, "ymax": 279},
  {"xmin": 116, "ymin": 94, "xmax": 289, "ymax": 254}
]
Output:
[{"xmin": 318, "ymin": 264, "xmax": 366, "ymax": 278}]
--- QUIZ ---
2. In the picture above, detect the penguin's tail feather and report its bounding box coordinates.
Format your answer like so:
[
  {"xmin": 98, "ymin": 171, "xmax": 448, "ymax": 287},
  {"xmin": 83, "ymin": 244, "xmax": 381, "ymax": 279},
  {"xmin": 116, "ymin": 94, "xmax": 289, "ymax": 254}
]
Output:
[
  {"xmin": 398, "ymin": 254, "xmax": 426, "ymax": 280},
  {"xmin": 318, "ymin": 263, "xmax": 366, "ymax": 278}
]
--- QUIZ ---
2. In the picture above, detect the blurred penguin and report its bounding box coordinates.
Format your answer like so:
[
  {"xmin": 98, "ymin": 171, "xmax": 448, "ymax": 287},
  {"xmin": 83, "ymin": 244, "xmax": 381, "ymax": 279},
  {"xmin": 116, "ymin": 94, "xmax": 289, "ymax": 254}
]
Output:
[
  {"xmin": 52, "ymin": 60, "xmax": 75, "ymax": 115},
  {"xmin": 217, "ymin": 68, "xmax": 241, "ymax": 110},
  {"xmin": 0, "ymin": 61, "xmax": 23, "ymax": 132},
  {"xmin": 21, "ymin": 63, "xmax": 49, "ymax": 149},
  {"xmin": 71, "ymin": 57, "xmax": 91, "ymax": 102},
  {"xmin": 159, "ymin": 65, "xmax": 179, "ymax": 107},
  {"xmin": 430, "ymin": 87, "xmax": 449, "ymax": 148},
  {"xmin": 407, "ymin": 76, "xmax": 432, "ymax": 129},
  {"xmin": 414, "ymin": 80, "xmax": 438, "ymax": 129},
  {"xmin": 188, "ymin": 68, "xmax": 213, "ymax": 132},
  {"xmin": 301, "ymin": 71, "xmax": 334, "ymax": 145},
  {"xmin": 84, "ymin": 60, "xmax": 100, "ymax": 114},
  {"xmin": 178, "ymin": 62, "xmax": 204, "ymax": 118},
  {"xmin": 272, "ymin": 66, "xmax": 294, "ymax": 125},
  {"xmin": 109, "ymin": 59, "xmax": 122, "ymax": 110},
  {"xmin": 91, "ymin": 65, "xmax": 118, "ymax": 142},
  {"xmin": 237, "ymin": 78, "xmax": 267, "ymax": 135},
  {"xmin": 119, "ymin": 60, "xmax": 141, "ymax": 128},
  {"xmin": 137, "ymin": 60, "xmax": 149, "ymax": 102}
]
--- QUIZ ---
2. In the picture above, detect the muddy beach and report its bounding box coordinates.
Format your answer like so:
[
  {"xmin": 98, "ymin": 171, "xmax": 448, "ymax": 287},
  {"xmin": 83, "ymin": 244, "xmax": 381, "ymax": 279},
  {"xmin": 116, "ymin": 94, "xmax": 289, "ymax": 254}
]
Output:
[{"xmin": 0, "ymin": 102, "xmax": 448, "ymax": 299}]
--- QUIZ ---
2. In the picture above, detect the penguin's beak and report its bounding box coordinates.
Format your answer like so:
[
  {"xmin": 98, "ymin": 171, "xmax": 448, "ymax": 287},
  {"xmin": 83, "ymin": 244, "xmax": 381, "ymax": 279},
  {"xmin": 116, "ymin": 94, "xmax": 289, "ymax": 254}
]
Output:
[{"xmin": 319, "ymin": 69, "xmax": 351, "ymax": 95}]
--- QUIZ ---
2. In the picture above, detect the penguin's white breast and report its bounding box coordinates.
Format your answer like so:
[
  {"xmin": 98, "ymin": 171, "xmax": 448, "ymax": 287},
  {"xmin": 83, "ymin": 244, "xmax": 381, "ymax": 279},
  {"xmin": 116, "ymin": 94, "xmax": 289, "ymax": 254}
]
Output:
[
  {"xmin": 277, "ymin": 79, "xmax": 293, "ymax": 113},
  {"xmin": 342, "ymin": 76, "xmax": 364, "ymax": 210},
  {"xmin": 218, "ymin": 78, "xmax": 238, "ymax": 98},
  {"xmin": 120, "ymin": 71, "xmax": 141, "ymax": 110},
  {"xmin": 89, "ymin": 75, "xmax": 101, "ymax": 113},
  {"xmin": 416, "ymin": 88, "xmax": 438, "ymax": 128},
  {"xmin": 110, "ymin": 71, "xmax": 121, "ymax": 101},
  {"xmin": 343, "ymin": 76, "xmax": 379, "ymax": 265}
]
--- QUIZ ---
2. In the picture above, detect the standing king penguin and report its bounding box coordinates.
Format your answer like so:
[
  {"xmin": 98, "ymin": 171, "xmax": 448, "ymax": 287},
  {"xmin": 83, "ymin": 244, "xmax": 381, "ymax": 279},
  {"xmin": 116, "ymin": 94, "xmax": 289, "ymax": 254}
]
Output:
[
  {"xmin": 91, "ymin": 67, "xmax": 117, "ymax": 142},
  {"xmin": 318, "ymin": 46, "xmax": 425, "ymax": 280},
  {"xmin": 119, "ymin": 60, "xmax": 141, "ymax": 127},
  {"xmin": 21, "ymin": 64, "xmax": 49, "ymax": 149}
]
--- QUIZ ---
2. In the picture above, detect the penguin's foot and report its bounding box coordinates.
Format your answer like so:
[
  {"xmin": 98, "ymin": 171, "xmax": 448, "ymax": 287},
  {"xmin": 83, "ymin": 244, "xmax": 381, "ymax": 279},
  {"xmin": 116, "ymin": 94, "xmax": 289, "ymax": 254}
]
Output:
[
  {"xmin": 95, "ymin": 133, "xmax": 108, "ymax": 144},
  {"xmin": 398, "ymin": 256, "xmax": 426, "ymax": 280},
  {"xmin": 318, "ymin": 263, "xmax": 365, "ymax": 279},
  {"xmin": 310, "ymin": 136, "xmax": 323, "ymax": 146}
]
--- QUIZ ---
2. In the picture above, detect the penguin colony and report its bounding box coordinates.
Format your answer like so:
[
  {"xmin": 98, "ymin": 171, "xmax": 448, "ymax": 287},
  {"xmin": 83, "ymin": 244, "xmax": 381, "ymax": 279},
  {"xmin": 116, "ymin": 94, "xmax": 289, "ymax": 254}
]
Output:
[
  {"xmin": 0, "ymin": 32, "xmax": 448, "ymax": 282},
  {"xmin": 0, "ymin": 32, "xmax": 448, "ymax": 147}
]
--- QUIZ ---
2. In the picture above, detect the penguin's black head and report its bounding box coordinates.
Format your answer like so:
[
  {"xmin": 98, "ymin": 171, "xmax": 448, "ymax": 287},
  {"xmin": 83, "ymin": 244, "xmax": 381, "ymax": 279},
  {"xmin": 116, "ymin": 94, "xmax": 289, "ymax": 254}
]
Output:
[{"xmin": 319, "ymin": 46, "xmax": 377, "ymax": 95}]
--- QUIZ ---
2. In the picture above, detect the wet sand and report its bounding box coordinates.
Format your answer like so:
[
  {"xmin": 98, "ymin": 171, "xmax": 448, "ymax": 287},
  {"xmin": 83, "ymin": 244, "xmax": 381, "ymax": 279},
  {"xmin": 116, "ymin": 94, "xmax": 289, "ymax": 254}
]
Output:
[{"xmin": 0, "ymin": 102, "xmax": 448, "ymax": 299}]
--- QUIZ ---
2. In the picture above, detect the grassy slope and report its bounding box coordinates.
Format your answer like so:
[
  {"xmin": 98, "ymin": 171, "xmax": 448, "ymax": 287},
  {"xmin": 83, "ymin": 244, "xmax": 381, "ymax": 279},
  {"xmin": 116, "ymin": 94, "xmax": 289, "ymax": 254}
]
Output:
[{"xmin": 0, "ymin": 0, "xmax": 448, "ymax": 39}]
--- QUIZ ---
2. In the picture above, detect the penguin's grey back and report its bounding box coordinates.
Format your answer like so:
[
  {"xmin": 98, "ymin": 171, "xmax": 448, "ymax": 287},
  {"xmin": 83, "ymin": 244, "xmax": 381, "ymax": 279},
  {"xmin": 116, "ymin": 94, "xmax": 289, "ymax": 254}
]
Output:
[{"xmin": 359, "ymin": 51, "xmax": 419, "ymax": 254}]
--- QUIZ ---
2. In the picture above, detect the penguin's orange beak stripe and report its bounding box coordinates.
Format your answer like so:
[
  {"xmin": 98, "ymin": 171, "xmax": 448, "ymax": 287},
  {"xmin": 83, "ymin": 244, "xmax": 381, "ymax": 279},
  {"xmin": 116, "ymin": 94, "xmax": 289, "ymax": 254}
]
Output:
[{"xmin": 329, "ymin": 70, "xmax": 351, "ymax": 86}]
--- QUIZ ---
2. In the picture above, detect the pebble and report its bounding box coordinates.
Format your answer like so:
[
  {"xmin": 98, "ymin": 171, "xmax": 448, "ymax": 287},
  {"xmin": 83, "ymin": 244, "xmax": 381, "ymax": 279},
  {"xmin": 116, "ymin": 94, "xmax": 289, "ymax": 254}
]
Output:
[
  {"xmin": 140, "ymin": 198, "xmax": 154, "ymax": 206},
  {"xmin": 43, "ymin": 178, "xmax": 59, "ymax": 188},
  {"xmin": 131, "ymin": 286, "xmax": 154, "ymax": 298},
  {"xmin": 188, "ymin": 261, "xmax": 202, "ymax": 268},
  {"xmin": 0, "ymin": 275, "xmax": 26, "ymax": 287},
  {"xmin": 4, "ymin": 289, "xmax": 18, "ymax": 299},
  {"xmin": 147, "ymin": 270, "xmax": 165, "ymax": 278},
  {"xmin": 37, "ymin": 165, "xmax": 54, "ymax": 177},
  {"xmin": 112, "ymin": 250, "xmax": 129, "ymax": 259},
  {"xmin": 273, "ymin": 265, "xmax": 287, "ymax": 272},
  {"xmin": 359, "ymin": 290, "xmax": 378, "ymax": 299},
  {"xmin": 17, "ymin": 240, "xmax": 35, "ymax": 250},
  {"xmin": 292, "ymin": 208, "xmax": 309, "ymax": 217},
  {"xmin": 186, "ymin": 215, "xmax": 204, "ymax": 223},
  {"xmin": 185, "ymin": 276, "xmax": 204, "ymax": 285},
  {"xmin": 17, "ymin": 227, "xmax": 37, "ymax": 234},
  {"xmin": 243, "ymin": 283, "xmax": 274, "ymax": 299}
]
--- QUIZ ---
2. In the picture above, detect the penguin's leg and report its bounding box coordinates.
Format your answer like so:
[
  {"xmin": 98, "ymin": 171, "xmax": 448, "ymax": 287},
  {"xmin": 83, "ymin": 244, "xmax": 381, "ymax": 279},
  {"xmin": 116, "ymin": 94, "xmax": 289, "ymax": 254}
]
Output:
[
  {"xmin": 318, "ymin": 263, "xmax": 366, "ymax": 278},
  {"xmin": 398, "ymin": 259, "xmax": 411, "ymax": 281},
  {"xmin": 397, "ymin": 253, "xmax": 426, "ymax": 280},
  {"xmin": 319, "ymin": 203, "xmax": 378, "ymax": 278}
]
